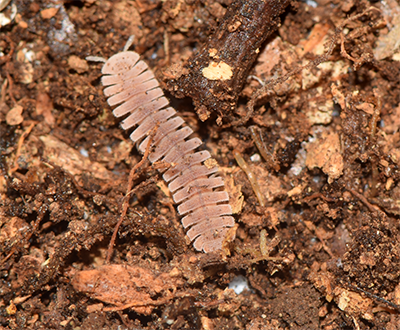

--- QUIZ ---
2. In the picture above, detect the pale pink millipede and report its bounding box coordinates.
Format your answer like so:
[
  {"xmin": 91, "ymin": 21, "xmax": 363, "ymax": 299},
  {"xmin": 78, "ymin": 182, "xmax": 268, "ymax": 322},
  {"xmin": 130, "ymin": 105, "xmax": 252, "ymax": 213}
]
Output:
[{"xmin": 88, "ymin": 43, "xmax": 235, "ymax": 253}]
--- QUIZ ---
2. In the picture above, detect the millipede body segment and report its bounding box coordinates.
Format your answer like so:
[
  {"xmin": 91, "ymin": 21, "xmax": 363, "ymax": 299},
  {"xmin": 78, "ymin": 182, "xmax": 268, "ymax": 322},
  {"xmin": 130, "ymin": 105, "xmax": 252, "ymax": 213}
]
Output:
[{"xmin": 99, "ymin": 50, "xmax": 235, "ymax": 253}]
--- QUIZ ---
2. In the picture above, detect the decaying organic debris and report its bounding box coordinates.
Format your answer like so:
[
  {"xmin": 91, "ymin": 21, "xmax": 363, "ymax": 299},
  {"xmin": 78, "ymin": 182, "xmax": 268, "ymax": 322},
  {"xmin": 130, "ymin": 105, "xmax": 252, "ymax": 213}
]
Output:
[
  {"xmin": 72, "ymin": 264, "xmax": 184, "ymax": 315},
  {"xmin": 2, "ymin": 0, "xmax": 400, "ymax": 329}
]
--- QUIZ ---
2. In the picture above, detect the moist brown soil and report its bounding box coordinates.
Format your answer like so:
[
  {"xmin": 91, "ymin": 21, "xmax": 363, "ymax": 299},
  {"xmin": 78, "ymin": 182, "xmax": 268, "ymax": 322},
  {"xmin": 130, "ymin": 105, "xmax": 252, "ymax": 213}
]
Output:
[{"xmin": 1, "ymin": 0, "xmax": 400, "ymax": 329}]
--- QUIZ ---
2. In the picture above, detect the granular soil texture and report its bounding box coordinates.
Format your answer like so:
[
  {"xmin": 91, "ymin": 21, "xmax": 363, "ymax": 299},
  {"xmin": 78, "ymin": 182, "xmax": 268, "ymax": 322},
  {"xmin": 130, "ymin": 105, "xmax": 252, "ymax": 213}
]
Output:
[{"xmin": 1, "ymin": 0, "xmax": 400, "ymax": 329}]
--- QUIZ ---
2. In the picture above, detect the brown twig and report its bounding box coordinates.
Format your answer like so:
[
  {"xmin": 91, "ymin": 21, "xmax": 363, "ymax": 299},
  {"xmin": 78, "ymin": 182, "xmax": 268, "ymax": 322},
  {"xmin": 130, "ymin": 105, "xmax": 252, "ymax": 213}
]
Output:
[
  {"xmin": 0, "ymin": 35, "xmax": 16, "ymax": 66},
  {"xmin": 0, "ymin": 78, "xmax": 8, "ymax": 104},
  {"xmin": 5, "ymin": 70, "xmax": 16, "ymax": 105},
  {"xmin": 368, "ymin": 95, "xmax": 382, "ymax": 197},
  {"xmin": 172, "ymin": 0, "xmax": 291, "ymax": 121},
  {"xmin": 249, "ymin": 125, "xmax": 280, "ymax": 171},
  {"xmin": 303, "ymin": 192, "xmax": 335, "ymax": 203},
  {"xmin": 106, "ymin": 125, "xmax": 158, "ymax": 263},
  {"xmin": 349, "ymin": 189, "xmax": 384, "ymax": 215},
  {"xmin": 9, "ymin": 122, "xmax": 37, "ymax": 176}
]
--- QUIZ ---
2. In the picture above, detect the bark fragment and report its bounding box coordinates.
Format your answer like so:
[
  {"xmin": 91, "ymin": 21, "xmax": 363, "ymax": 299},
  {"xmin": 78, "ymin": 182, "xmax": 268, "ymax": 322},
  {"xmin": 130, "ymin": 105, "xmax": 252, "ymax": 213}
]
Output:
[{"xmin": 169, "ymin": 0, "xmax": 292, "ymax": 121}]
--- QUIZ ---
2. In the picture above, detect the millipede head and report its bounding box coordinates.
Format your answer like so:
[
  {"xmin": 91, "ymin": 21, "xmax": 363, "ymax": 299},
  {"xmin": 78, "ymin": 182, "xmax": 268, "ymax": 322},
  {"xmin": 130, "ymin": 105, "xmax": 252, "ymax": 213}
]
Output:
[{"xmin": 102, "ymin": 52, "xmax": 141, "ymax": 75}]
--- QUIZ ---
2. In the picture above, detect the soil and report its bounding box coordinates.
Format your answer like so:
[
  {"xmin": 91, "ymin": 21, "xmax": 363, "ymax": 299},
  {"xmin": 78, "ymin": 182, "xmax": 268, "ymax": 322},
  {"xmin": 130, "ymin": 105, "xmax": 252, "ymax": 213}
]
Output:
[{"xmin": 1, "ymin": 0, "xmax": 400, "ymax": 329}]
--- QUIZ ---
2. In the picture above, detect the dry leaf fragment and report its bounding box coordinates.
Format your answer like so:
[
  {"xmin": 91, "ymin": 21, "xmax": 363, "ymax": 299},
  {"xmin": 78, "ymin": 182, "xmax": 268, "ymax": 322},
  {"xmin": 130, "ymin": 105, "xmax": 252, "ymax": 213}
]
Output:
[
  {"xmin": 6, "ymin": 105, "xmax": 24, "ymax": 126},
  {"xmin": 39, "ymin": 135, "xmax": 116, "ymax": 181},
  {"xmin": 298, "ymin": 23, "xmax": 331, "ymax": 56},
  {"xmin": 355, "ymin": 102, "xmax": 374, "ymax": 115},
  {"xmin": 306, "ymin": 131, "xmax": 344, "ymax": 183},
  {"xmin": 72, "ymin": 264, "xmax": 183, "ymax": 315},
  {"xmin": 224, "ymin": 175, "xmax": 243, "ymax": 214},
  {"xmin": 335, "ymin": 287, "xmax": 374, "ymax": 320}
]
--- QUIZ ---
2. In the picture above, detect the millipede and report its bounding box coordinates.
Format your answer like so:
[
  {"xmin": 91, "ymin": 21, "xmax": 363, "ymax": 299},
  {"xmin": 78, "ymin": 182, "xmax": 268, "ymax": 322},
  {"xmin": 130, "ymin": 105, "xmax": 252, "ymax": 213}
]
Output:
[{"xmin": 87, "ymin": 39, "xmax": 235, "ymax": 253}]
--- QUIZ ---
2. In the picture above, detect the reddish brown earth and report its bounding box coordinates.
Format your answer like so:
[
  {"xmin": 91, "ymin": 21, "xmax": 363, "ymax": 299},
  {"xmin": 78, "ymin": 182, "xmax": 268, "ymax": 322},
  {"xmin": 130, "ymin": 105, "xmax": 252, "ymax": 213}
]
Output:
[{"xmin": 1, "ymin": 0, "xmax": 400, "ymax": 329}]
